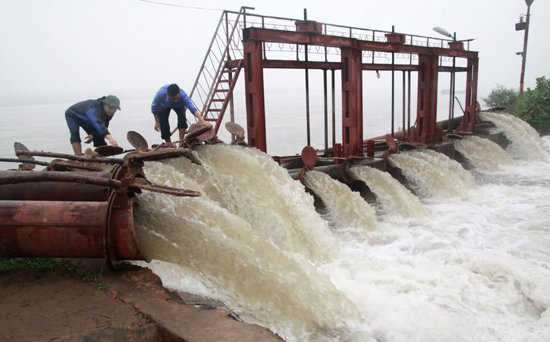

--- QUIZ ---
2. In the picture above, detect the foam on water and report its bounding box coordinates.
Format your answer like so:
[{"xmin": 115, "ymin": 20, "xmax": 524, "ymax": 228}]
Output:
[
  {"xmin": 302, "ymin": 170, "xmax": 377, "ymax": 240},
  {"xmin": 323, "ymin": 156, "xmax": 550, "ymax": 341},
  {"xmin": 387, "ymin": 149, "xmax": 475, "ymax": 200},
  {"xmin": 349, "ymin": 165, "xmax": 428, "ymax": 218},
  {"xmin": 132, "ymin": 130, "xmax": 550, "ymax": 341},
  {"xmin": 453, "ymin": 135, "xmax": 516, "ymax": 172},
  {"xmin": 59, "ymin": 112, "xmax": 547, "ymax": 342},
  {"xmin": 479, "ymin": 112, "xmax": 550, "ymax": 162},
  {"xmin": 136, "ymin": 158, "xmax": 372, "ymax": 341},
  {"xmin": 191, "ymin": 144, "xmax": 338, "ymax": 264},
  {"xmin": 3, "ymin": 101, "xmax": 550, "ymax": 341}
]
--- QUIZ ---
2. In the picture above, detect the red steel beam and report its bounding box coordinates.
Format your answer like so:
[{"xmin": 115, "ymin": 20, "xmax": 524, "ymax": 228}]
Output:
[
  {"xmin": 461, "ymin": 57, "xmax": 479, "ymax": 132},
  {"xmin": 244, "ymin": 28, "xmax": 478, "ymax": 59},
  {"xmin": 240, "ymin": 25, "xmax": 479, "ymax": 149},
  {"xmin": 243, "ymin": 39, "xmax": 267, "ymax": 152},
  {"xmin": 233, "ymin": 59, "xmax": 467, "ymax": 73},
  {"xmin": 341, "ymin": 47, "xmax": 363, "ymax": 157},
  {"xmin": 412, "ymin": 54, "xmax": 439, "ymax": 143}
]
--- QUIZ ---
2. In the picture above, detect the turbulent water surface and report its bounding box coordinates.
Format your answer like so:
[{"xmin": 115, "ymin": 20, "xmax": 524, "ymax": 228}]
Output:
[
  {"xmin": 2, "ymin": 101, "xmax": 550, "ymax": 341},
  {"xmin": 133, "ymin": 124, "xmax": 550, "ymax": 342}
]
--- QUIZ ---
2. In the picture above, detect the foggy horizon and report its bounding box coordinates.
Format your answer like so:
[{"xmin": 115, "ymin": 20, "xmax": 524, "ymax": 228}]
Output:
[{"xmin": 1, "ymin": 0, "xmax": 548, "ymax": 108}]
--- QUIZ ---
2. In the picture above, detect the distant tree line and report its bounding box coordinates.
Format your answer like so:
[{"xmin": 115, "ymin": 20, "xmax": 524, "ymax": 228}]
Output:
[{"xmin": 482, "ymin": 76, "xmax": 550, "ymax": 129}]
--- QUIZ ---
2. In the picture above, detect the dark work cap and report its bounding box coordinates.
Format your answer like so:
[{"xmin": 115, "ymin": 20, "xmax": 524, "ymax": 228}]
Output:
[{"xmin": 103, "ymin": 95, "xmax": 121, "ymax": 110}]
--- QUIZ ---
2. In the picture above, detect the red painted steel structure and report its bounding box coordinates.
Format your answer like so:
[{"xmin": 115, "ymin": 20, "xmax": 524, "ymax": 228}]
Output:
[
  {"xmin": 243, "ymin": 39, "xmax": 267, "ymax": 152},
  {"xmin": 239, "ymin": 21, "xmax": 479, "ymax": 158},
  {"xmin": 410, "ymin": 54, "xmax": 439, "ymax": 143},
  {"xmin": 461, "ymin": 57, "xmax": 479, "ymax": 133},
  {"xmin": 341, "ymin": 47, "xmax": 363, "ymax": 156}
]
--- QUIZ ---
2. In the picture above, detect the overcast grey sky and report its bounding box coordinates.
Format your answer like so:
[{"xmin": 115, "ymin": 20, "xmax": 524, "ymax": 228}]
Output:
[{"xmin": 0, "ymin": 0, "xmax": 548, "ymax": 105}]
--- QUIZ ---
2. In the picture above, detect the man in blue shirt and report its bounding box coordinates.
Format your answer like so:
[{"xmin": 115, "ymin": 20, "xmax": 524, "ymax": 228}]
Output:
[
  {"xmin": 151, "ymin": 84, "xmax": 212, "ymax": 145},
  {"xmin": 65, "ymin": 95, "xmax": 121, "ymax": 155}
]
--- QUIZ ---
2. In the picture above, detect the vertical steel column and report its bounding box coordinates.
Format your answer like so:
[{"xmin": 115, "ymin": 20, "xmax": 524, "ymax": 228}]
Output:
[
  {"xmin": 462, "ymin": 57, "xmax": 479, "ymax": 132},
  {"xmin": 332, "ymin": 69, "xmax": 336, "ymax": 154},
  {"xmin": 305, "ymin": 47, "xmax": 311, "ymax": 146},
  {"xmin": 407, "ymin": 70, "xmax": 411, "ymax": 140},
  {"xmin": 323, "ymin": 69, "xmax": 329, "ymax": 156},
  {"xmin": 243, "ymin": 39, "xmax": 267, "ymax": 152},
  {"xmin": 448, "ymin": 58, "xmax": 455, "ymax": 133},
  {"xmin": 303, "ymin": 9, "xmax": 311, "ymax": 146},
  {"xmin": 402, "ymin": 71, "xmax": 406, "ymax": 138},
  {"xmin": 391, "ymin": 51, "xmax": 395, "ymax": 137},
  {"xmin": 340, "ymin": 47, "xmax": 363, "ymax": 157},
  {"xmin": 414, "ymin": 54, "xmax": 439, "ymax": 143}
]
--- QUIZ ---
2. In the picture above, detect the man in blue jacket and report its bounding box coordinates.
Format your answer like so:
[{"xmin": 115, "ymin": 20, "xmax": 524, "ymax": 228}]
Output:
[
  {"xmin": 151, "ymin": 84, "xmax": 211, "ymax": 145},
  {"xmin": 65, "ymin": 95, "xmax": 121, "ymax": 155}
]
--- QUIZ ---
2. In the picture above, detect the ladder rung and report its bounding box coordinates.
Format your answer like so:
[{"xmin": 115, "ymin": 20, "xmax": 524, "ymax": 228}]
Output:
[
  {"xmin": 208, "ymin": 109, "xmax": 222, "ymax": 112},
  {"xmin": 219, "ymin": 80, "xmax": 231, "ymax": 83},
  {"xmin": 211, "ymin": 99, "xmax": 225, "ymax": 102},
  {"xmin": 215, "ymin": 89, "xmax": 229, "ymax": 93}
]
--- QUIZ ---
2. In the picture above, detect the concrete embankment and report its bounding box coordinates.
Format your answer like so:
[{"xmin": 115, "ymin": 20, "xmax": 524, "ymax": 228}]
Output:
[{"xmin": 0, "ymin": 260, "xmax": 284, "ymax": 342}]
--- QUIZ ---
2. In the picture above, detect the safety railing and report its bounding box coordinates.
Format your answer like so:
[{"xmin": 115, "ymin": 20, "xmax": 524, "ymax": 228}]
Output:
[{"xmin": 189, "ymin": 8, "xmax": 467, "ymax": 123}]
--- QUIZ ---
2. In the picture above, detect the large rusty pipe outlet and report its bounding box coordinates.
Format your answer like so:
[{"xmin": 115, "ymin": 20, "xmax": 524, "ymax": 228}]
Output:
[
  {"xmin": 0, "ymin": 168, "xmax": 148, "ymax": 270},
  {"xmin": 0, "ymin": 200, "xmax": 111, "ymax": 258}
]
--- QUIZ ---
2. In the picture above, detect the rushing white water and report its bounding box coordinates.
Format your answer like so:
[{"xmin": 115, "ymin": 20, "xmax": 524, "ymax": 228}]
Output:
[
  {"xmin": 348, "ymin": 165, "xmax": 428, "ymax": 219},
  {"xmin": 128, "ymin": 118, "xmax": 550, "ymax": 342},
  {"xmin": 3, "ymin": 97, "xmax": 550, "ymax": 341},
  {"xmin": 302, "ymin": 170, "xmax": 377, "ymax": 239},
  {"xmin": 479, "ymin": 112, "xmax": 550, "ymax": 162},
  {"xmin": 453, "ymin": 135, "xmax": 516, "ymax": 172},
  {"xmin": 135, "ymin": 155, "xmax": 372, "ymax": 341},
  {"xmin": 386, "ymin": 149, "xmax": 475, "ymax": 200},
  {"xmin": 191, "ymin": 144, "xmax": 338, "ymax": 264}
]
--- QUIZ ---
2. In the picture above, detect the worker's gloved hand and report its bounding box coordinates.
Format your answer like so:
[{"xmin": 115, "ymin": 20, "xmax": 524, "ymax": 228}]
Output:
[{"xmin": 84, "ymin": 134, "xmax": 93, "ymax": 144}]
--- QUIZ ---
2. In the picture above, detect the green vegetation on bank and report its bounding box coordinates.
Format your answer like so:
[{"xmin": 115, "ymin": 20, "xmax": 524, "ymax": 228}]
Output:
[
  {"xmin": 515, "ymin": 76, "xmax": 550, "ymax": 129},
  {"xmin": 0, "ymin": 257, "xmax": 106, "ymax": 291},
  {"xmin": 0, "ymin": 257, "xmax": 72, "ymax": 271},
  {"xmin": 483, "ymin": 76, "xmax": 550, "ymax": 129},
  {"xmin": 482, "ymin": 84, "xmax": 519, "ymax": 111}
]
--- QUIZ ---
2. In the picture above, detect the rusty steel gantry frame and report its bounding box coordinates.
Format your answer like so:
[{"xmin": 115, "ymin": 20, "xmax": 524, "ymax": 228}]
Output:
[{"xmin": 191, "ymin": 8, "xmax": 479, "ymax": 159}]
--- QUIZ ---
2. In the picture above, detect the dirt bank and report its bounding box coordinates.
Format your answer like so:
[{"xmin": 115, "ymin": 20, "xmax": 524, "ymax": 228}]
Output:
[{"xmin": 0, "ymin": 259, "xmax": 284, "ymax": 342}]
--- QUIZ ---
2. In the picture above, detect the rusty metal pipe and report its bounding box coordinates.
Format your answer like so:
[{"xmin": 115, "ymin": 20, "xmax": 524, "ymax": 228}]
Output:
[
  {"xmin": 0, "ymin": 201, "xmax": 110, "ymax": 258},
  {"xmin": 289, "ymin": 163, "xmax": 350, "ymax": 183},
  {"xmin": 0, "ymin": 171, "xmax": 112, "ymax": 202},
  {"xmin": 364, "ymin": 115, "xmax": 465, "ymax": 144},
  {"xmin": 0, "ymin": 171, "xmax": 121, "ymax": 188},
  {"xmin": 0, "ymin": 196, "xmax": 147, "ymax": 268},
  {"xmin": 0, "ymin": 158, "xmax": 50, "ymax": 167},
  {"xmin": 0, "ymin": 168, "xmax": 148, "ymax": 270},
  {"xmin": 15, "ymin": 150, "xmax": 124, "ymax": 164}
]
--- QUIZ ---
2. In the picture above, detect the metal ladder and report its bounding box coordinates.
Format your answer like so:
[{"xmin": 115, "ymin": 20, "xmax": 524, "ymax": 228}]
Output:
[
  {"xmin": 201, "ymin": 60, "xmax": 243, "ymax": 132},
  {"xmin": 189, "ymin": 7, "xmax": 251, "ymax": 134}
]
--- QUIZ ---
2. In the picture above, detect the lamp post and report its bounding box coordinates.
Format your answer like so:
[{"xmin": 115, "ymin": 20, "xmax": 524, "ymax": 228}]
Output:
[
  {"xmin": 516, "ymin": 0, "xmax": 534, "ymax": 94},
  {"xmin": 433, "ymin": 27, "xmax": 457, "ymax": 133},
  {"xmin": 433, "ymin": 27, "xmax": 455, "ymax": 41}
]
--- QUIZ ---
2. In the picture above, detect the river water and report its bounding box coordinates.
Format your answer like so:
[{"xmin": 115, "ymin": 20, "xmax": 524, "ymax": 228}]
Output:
[{"xmin": 1, "ymin": 101, "xmax": 550, "ymax": 341}]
